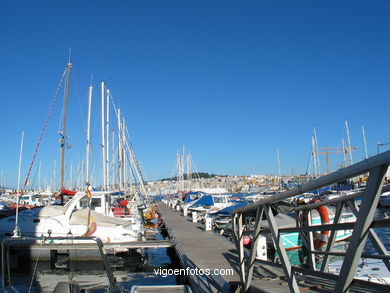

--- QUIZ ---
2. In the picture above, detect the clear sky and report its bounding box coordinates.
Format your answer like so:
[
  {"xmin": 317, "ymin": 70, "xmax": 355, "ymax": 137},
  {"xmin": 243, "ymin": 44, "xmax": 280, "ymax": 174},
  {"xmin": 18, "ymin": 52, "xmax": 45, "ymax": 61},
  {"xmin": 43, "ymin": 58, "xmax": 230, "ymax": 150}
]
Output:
[{"xmin": 1, "ymin": 1, "xmax": 389, "ymax": 188}]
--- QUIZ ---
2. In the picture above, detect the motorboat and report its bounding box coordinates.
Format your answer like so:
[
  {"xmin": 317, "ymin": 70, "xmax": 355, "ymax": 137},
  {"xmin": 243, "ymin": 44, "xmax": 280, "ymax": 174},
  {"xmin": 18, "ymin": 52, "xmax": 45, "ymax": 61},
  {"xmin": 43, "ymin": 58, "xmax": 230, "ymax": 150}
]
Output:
[{"xmin": 188, "ymin": 194, "xmax": 233, "ymax": 213}]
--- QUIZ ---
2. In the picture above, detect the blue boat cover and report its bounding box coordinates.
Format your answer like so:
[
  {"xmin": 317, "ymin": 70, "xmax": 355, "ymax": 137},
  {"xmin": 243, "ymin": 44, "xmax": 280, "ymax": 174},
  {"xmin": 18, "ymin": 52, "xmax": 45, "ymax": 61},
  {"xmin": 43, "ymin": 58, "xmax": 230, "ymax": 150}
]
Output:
[
  {"xmin": 183, "ymin": 191, "xmax": 206, "ymax": 203},
  {"xmin": 189, "ymin": 195, "xmax": 214, "ymax": 208}
]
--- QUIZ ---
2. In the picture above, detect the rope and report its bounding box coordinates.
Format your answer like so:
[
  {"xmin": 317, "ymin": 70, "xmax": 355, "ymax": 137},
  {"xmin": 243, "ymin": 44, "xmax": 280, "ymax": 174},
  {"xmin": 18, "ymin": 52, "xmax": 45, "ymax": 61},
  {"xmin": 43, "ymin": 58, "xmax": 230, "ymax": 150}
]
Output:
[{"xmin": 23, "ymin": 68, "xmax": 67, "ymax": 189}]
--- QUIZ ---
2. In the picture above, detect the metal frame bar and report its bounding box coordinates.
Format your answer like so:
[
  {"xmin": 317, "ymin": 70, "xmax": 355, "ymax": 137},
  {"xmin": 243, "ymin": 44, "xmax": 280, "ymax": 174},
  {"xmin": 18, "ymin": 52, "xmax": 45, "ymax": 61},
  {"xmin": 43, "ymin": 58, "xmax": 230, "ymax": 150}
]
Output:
[
  {"xmin": 335, "ymin": 165, "xmax": 387, "ymax": 292},
  {"xmin": 346, "ymin": 198, "xmax": 390, "ymax": 272},
  {"xmin": 320, "ymin": 201, "xmax": 345, "ymax": 272},
  {"xmin": 265, "ymin": 204, "xmax": 299, "ymax": 292},
  {"xmin": 232, "ymin": 213, "xmax": 246, "ymax": 287},
  {"xmin": 244, "ymin": 207, "xmax": 263, "ymax": 291}
]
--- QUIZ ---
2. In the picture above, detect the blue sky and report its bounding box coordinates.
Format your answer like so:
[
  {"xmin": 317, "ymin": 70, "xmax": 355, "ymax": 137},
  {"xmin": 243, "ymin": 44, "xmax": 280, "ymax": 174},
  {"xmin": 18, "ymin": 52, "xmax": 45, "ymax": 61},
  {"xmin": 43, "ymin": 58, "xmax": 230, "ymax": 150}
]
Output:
[{"xmin": 1, "ymin": 1, "xmax": 389, "ymax": 188}]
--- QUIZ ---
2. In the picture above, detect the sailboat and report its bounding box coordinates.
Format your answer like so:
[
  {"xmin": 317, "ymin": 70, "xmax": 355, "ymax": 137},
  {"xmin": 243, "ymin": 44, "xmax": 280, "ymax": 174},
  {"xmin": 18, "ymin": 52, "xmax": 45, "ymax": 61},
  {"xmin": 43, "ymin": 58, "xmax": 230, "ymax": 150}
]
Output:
[{"xmin": 2, "ymin": 60, "xmax": 142, "ymax": 247}]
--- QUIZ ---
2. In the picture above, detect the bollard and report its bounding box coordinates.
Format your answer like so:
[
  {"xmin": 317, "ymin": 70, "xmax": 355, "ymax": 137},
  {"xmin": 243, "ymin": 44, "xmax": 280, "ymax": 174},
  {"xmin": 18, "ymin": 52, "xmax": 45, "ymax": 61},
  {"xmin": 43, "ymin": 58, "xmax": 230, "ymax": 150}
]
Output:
[
  {"xmin": 183, "ymin": 207, "xmax": 188, "ymax": 217},
  {"xmin": 192, "ymin": 211, "xmax": 198, "ymax": 223},
  {"xmin": 256, "ymin": 235, "xmax": 267, "ymax": 261},
  {"xmin": 205, "ymin": 216, "xmax": 212, "ymax": 231}
]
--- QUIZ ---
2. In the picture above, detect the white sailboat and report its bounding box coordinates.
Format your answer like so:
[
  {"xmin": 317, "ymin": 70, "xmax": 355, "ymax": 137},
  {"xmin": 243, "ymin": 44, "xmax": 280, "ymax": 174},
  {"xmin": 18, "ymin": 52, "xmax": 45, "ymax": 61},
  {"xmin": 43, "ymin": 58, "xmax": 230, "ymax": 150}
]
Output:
[{"xmin": 3, "ymin": 60, "xmax": 142, "ymax": 246}]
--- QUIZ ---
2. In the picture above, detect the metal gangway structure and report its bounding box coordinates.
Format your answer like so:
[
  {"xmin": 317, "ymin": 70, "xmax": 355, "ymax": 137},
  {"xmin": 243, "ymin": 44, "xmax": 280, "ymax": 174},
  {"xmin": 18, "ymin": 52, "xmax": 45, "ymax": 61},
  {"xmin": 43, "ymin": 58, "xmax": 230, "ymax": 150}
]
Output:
[{"xmin": 231, "ymin": 150, "xmax": 390, "ymax": 292}]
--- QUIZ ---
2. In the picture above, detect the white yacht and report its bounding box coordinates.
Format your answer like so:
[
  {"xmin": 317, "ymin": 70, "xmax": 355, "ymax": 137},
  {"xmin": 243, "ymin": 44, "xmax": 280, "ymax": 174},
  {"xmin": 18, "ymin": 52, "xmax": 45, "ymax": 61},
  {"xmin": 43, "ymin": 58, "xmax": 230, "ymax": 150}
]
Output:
[{"xmin": 0, "ymin": 191, "xmax": 140, "ymax": 244}]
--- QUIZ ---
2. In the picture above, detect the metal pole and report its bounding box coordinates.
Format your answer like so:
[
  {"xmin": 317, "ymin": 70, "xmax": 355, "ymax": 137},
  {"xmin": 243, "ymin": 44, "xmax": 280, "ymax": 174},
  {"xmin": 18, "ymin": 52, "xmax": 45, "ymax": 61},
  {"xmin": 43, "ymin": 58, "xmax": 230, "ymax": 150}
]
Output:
[
  {"xmin": 85, "ymin": 84, "xmax": 93, "ymax": 185},
  {"xmin": 60, "ymin": 61, "xmax": 72, "ymax": 203},
  {"xmin": 101, "ymin": 81, "xmax": 106, "ymax": 190},
  {"xmin": 345, "ymin": 120, "xmax": 353, "ymax": 165},
  {"xmin": 313, "ymin": 127, "xmax": 321, "ymax": 175},
  {"xmin": 265, "ymin": 205, "xmax": 300, "ymax": 292},
  {"xmin": 276, "ymin": 148, "xmax": 281, "ymax": 179},
  {"xmin": 237, "ymin": 213, "xmax": 246, "ymax": 286},
  {"xmin": 117, "ymin": 108, "xmax": 122, "ymax": 190},
  {"xmin": 106, "ymin": 88, "xmax": 110, "ymax": 190},
  {"xmin": 244, "ymin": 207, "xmax": 263, "ymax": 291},
  {"xmin": 312, "ymin": 136, "xmax": 318, "ymax": 178},
  {"xmin": 14, "ymin": 131, "xmax": 24, "ymax": 236},
  {"xmin": 361, "ymin": 125, "xmax": 368, "ymax": 159},
  {"xmin": 342, "ymin": 138, "xmax": 348, "ymax": 167}
]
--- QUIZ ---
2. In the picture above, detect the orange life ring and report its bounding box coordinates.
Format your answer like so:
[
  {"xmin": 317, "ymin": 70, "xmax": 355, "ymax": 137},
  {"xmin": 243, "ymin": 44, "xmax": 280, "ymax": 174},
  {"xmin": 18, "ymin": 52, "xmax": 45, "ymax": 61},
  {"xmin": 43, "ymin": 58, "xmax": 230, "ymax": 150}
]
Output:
[{"xmin": 310, "ymin": 199, "xmax": 330, "ymax": 249}]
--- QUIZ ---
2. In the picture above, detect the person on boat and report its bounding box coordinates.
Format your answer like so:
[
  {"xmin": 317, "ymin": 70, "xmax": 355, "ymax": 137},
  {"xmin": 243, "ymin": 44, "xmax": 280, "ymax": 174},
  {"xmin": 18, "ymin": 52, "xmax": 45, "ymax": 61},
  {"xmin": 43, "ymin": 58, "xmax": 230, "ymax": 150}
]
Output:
[{"xmin": 120, "ymin": 199, "xmax": 129, "ymax": 214}]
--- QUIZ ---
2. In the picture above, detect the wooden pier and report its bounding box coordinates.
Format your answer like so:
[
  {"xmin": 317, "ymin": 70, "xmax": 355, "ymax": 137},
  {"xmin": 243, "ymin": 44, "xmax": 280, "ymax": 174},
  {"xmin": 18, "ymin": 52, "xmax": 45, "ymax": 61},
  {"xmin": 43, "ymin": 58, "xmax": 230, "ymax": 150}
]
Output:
[
  {"xmin": 156, "ymin": 201, "xmax": 241, "ymax": 292},
  {"xmin": 157, "ymin": 202, "xmax": 307, "ymax": 292}
]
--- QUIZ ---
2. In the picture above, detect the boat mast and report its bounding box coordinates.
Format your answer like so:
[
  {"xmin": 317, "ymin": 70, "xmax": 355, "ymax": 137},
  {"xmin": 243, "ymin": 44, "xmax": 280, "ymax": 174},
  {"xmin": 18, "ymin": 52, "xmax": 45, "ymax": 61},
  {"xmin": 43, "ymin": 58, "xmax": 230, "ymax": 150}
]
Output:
[
  {"xmin": 361, "ymin": 124, "xmax": 368, "ymax": 160},
  {"xmin": 312, "ymin": 136, "xmax": 318, "ymax": 178},
  {"xmin": 276, "ymin": 148, "xmax": 281, "ymax": 185},
  {"xmin": 112, "ymin": 128, "xmax": 115, "ymax": 188},
  {"xmin": 13, "ymin": 131, "xmax": 24, "ymax": 237},
  {"xmin": 342, "ymin": 138, "xmax": 348, "ymax": 167},
  {"xmin": 313, "ymin": 127, "xmax": 321, "ymax": 176},
  {"xmin": 106, "ymin": 88, "xmax": 110, "ymax": 190},
  {"xmin": 345, "ymin": 120, "xmax": 353, "ymax": 165},
  {"xmin": 181, "ymin": 145, "xmax": 185, "ymax": 191},
  {"xmin": 117, "ymin": 108, "xmax": 123, "ymax": 190},
  {"xmin": 187, "ymin": 153, "xmax": 192, "ymax": 190},
  {"xmin": 85, "ymin": 84, "xmax": 93, "ymax": 185},
  {"xmin": 60, "ymin": 61, "xmax": 72, "ymax": 203},
  {"xmin": 122, "ymin": 117, "xmax": 126, "ymax": 189},
  {"xmin": 101, "ymin": 81, "xmax": 106, "ymax": 190}
]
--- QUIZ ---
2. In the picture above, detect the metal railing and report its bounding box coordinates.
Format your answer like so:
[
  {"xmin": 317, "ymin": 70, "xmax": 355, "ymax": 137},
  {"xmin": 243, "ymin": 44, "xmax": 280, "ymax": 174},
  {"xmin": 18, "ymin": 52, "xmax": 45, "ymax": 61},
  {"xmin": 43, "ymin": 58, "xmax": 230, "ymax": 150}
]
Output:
[{"xmin": 231, "ymin": 150, "xmax": 390, "ymax": 292}]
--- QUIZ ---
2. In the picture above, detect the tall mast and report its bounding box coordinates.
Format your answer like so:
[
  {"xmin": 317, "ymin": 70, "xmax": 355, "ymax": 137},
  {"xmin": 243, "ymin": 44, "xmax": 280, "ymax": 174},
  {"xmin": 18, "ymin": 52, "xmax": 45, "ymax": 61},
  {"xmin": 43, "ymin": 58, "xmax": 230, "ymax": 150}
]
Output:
[
  {"xmin": 85, "ymin": 84, "xmax": 93, "ymax": 185},
  {"xmin": 345, "ymin": 120, "xmax": 353, "ymax": 165},
  {"xmin": 187, "ymin": 153, "xmax": 192, "ymax": 190},
  {"xmin": 313, "ymin": 127, "xmax": 321, "ymax": 176},
  {"xmin": 14, "ymin": 131, "xmax": 24, "ymax": 236},
  {"xmin": 276, "ymin": 148, "xmax": 281, "ymax": 179},
  {"xmin": 112, "ymin": 128, "xmax": 115, "ymax": 188},
  {"xmin": 361, "ymin": 125, "xmax": 368, "ymax": 160},
  {"xmin": 312, "ymin": 136, "xmax": 318, "ymax": 178},
  {"xmin": 60, "ymin": 61, "xmax": 72, "ymax": 202},
  {"xmin": 117, "ymin": 108, "xmax": 123, "ymax": 190},
  {"xmin": 106, "ymin": 88, "xmax": 110, "ymax": 190},
  {"xmin": 101, "ymin": 81, "xmax": 106, "ymax": 190},
  {"xmin": 342, "ymin": 138, "xmax": 348, "ymax": 167},
  {"xmin": 182, "ymin": 145, "xmax": 185, "ymax": 191},
  {"xmin": 122, "ymin": 117, "xmax": 126, "ymax": 189}
]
